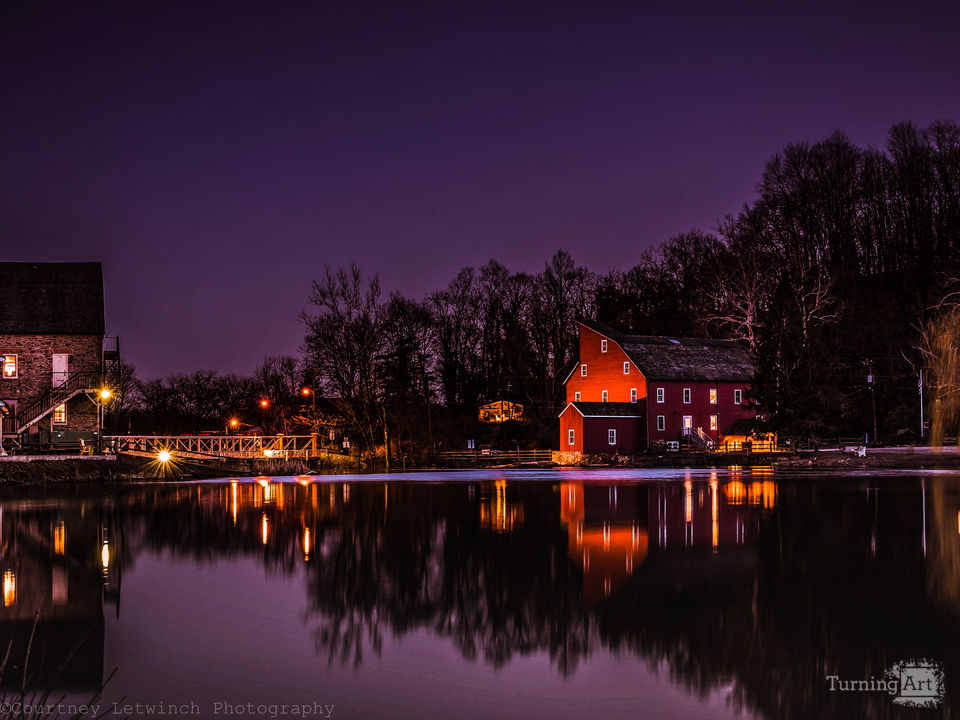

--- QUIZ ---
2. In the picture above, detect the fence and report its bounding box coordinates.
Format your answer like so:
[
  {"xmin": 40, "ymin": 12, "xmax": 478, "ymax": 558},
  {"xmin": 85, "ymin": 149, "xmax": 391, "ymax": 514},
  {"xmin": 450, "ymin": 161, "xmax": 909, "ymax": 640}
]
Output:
[{"xmin": 438, "ymin": 449, "xmax": 553, "ymax": 464}]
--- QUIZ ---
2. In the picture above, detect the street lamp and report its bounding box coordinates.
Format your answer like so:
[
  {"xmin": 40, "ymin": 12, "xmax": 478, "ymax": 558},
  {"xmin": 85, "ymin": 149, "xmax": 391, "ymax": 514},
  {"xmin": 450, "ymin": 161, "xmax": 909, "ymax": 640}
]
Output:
[{"xmin": 97, "ymin": 387, "xmax": 112, "ymax": 453}]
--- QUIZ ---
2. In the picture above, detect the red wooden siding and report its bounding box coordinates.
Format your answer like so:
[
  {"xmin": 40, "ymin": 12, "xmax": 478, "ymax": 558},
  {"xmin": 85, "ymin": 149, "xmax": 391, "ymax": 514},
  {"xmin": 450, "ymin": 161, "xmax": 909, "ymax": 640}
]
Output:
[
  {"xmin": 646, "ymin": 380, "xmax": 753, "ymax": 444},
  {"xmin": 565, "ymin": 325, "xmax": 646, "ymax": 405}
]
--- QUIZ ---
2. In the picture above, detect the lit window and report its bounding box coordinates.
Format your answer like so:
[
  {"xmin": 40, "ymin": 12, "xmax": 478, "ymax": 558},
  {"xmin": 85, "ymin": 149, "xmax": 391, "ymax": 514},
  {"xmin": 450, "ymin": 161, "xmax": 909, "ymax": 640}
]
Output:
[
  {"xmin": 602, "ymin": 390, "xmax": 608, "ymax": 402},
  {"xmin": 709, "ymin": 389, "xmax": 717, "ymax": 404},
  {"xmin": 734, "ymin": 389, "xmax": 742, "ymax": 405},
  {"xmin": 608, "ymin": 429, "xmax": 617, "ymax": 445},
  {"xmin": 581, "ymin": 364, "xmax": 587, "ymax": 377},
  {"xmin": 601, "ymin": 340, "xmax": 607, "ymax": 353},
  {"xmin": 656, "ymin": 388, "xmax": 664, "ymax": 403},
  {"xmin": 574, "ymin": 392, "xmax": 581, "ymax": 402},
  {"xmin": 630, "ymin": 388, "xmax": 637, "ymax": 403},
  {"xmin": 53, "ymin": 404, "xmax": 66, "ymax": 424},
  {"xmin": 657, "ymin": 415, "xmax": 665, "ymax": 431},
  {"xmin": 683, "ymin": 388, "xmax": 691, "ymax": 404},
  {"xmin": 710, "ymin": 415, "xmax": 718, "ymax": 430},
  {"xmin": 568, "ymin": 429, "xmax": 575, "ymax": 445},
  {"xmin": 2, "ymin": 355, "xmax": 16, "ymax": 379},
  {"xmin": 623, "ymin": 362, "xmax": 630, "ymax": 374},
  {"xmin": 683, "ymin": 416, "xmax": 693, "ymax": 429}
]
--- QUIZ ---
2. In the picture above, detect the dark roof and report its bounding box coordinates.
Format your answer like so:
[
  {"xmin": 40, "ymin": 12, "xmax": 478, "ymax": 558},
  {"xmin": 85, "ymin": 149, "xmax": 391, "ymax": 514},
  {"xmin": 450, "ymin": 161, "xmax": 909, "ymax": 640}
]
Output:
[
  {"xmin": 0, "ymin": 263, "xmax": 104, "ymax": 334},
  {"xmin": 580, "ymin": 320, "xmax": 752, "ymax": 382},
  {"xmin": 725, "ymin": 418, "xmax": 771, "ymax": 436},
  {"xmin": 563, "ymin": 402, "xmax": 644, "ymax": 418}
]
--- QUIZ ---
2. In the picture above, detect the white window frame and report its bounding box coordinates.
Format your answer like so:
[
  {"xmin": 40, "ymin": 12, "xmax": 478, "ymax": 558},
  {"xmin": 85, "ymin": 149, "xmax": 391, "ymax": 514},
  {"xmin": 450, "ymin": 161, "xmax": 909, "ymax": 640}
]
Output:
[
  {"xmin": 600, "ymin": 339, "xmax": 607, "ymax": 353},
  {"xmin": 568, "ymin": 428, "xmax": 575, "ymax": 445},
  {"xmin": 574, "ymin": 391, "xmax": 581, "ymax": 402},
  {"xmin": 601, "ymin": 390, "xmax": 608, "ymax": 402},
  {"xmin": 581, "ymin": 364, "xmax": 587, "ymax": 377},
  {"xmin": 53, "ymin": 403, "xmax": 67, "ymax": 424},
  {"xmin": 734, "ymin": 389, "xmax": 742, "ymax": 405},
  {"xmin": 2, "ymin": 354, "xmax": 17, "ymax": 379},
  {"xmin": 656, "ymin": 387, "xmax": 664, "ymax": 403},
  {"xmin": 709, "ymin": 388, "xmax": 717, "ymax": 404},
  {"xmin": 608, "ymin": 429, "xmax": 617, "ymax": 445},
  {"xmin": 710, "ymin": 415, "xmax": 717, "ymax": 430},
  {"xmin": 623, "ymin": 361, "xmax": 630, "ymax": 374},
  {"xmin": 656, "ymin": 415, "xmax": 665, "ymax": 431},
  {"xmin": 630, "ymin": 388, "xmax": 637, "ymax": 403},
  {"xmin": 683, "ymin": 388, "xmax": 691, "ymax": 404}
]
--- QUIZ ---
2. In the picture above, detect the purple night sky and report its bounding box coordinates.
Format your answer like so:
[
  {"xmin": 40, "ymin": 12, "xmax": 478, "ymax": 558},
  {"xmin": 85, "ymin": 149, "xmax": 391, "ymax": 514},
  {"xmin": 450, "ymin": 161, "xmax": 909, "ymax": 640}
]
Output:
[{"xmin": 2, "ymin": 1, "xmax": 958, "ymax": 378}]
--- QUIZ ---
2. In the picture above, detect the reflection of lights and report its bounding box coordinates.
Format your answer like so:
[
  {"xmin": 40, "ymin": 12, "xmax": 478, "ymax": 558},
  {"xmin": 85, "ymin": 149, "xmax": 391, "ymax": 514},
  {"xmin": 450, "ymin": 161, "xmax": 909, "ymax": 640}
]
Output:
[
  {"xmin": 684, "ymin": 480, "xmax": 693, "ymax": 523},
  {"xmin": 603, "ymin": 522, "xmax": 611, "ymax": 550},
  {"xmin": 2, "ymin": 571, "xmax": 14, "ymax": 607},
  {"xmin": 711, "ymin": 479, "xmax": 719, "ymax": 549},
  {"xmin": 231, "ymin": 481, "xmax": 238, "ymax": 525},
  {"xmin": 297, "ymin": 475, "xmax": 312, "ymax": 487},
  {"xmin": 261, "ymin": 514, "xmax": 269, "ymax": 545},
  {"xmin": 157, "ymin": 450, "xmax": 172, "ymax": 463},
  {"xmin": 101, "ymin": 541, "xmax": 110, "ymax": 569},
  {"xmin": 343, "ymin": 484, "xmax": 351, "ymax": 502},
  {"xmin": 303, "ymin": 527, "xmax": 311, "ymax": 560},
  {"xmin": 54, "ymin": 521, "xmax": 66, "ymax": 555},
  {"xmin": 725, "ymin": 481, "xmax": 746, "ymax": 505}
]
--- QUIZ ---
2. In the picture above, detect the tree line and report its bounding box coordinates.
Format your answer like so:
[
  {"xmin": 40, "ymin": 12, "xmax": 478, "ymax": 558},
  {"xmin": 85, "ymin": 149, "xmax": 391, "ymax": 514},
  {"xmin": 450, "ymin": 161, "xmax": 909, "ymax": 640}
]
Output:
[{"xmin": 114, "ymin": 119, "xmax": 960, "ymax": 451}]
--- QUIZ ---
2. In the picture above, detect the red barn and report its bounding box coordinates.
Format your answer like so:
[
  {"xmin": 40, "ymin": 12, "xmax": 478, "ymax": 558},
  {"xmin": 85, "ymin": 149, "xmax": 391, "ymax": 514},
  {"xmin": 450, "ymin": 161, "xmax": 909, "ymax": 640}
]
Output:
[{"xmin": 559, "ymin": 321, "xmax": 755, "ymax": 453}]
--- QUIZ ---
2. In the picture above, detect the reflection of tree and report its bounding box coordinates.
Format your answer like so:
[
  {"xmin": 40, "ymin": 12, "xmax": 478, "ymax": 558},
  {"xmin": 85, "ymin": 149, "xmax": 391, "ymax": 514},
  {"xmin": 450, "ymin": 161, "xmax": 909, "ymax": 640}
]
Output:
[{"xmin": 16, "ymin": 476, "xmax": 960, "ymax": 719}]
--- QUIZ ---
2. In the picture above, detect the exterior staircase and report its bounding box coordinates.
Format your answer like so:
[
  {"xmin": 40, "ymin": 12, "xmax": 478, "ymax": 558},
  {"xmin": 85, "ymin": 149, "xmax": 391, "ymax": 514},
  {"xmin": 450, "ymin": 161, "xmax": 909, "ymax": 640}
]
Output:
[
  {"xmin": 15, "ymin": 372, "xmax": 105, "ymax": 434},
  {"xmin": 682, "ymin": 426, "xmax": 714, "ymax": 451}
]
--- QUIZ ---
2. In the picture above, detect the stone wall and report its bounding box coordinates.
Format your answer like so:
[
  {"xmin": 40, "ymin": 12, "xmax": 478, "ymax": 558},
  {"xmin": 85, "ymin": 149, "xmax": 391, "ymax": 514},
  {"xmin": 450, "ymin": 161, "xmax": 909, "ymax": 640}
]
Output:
[{"xmin": 0, "ymin": 334, "xmax": 102, "ymax": 433}]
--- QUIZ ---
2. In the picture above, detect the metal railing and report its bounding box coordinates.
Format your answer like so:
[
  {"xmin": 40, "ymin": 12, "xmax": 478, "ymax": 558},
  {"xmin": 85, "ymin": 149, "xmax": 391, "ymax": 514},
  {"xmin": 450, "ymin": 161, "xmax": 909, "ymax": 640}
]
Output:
[
  {"xmin": 15, "ymin": 372, "xmax": 106, "ymax": 433},
  {"xmin": 108, "ymin": 434, "xmax": 321, "ymax": 460}
]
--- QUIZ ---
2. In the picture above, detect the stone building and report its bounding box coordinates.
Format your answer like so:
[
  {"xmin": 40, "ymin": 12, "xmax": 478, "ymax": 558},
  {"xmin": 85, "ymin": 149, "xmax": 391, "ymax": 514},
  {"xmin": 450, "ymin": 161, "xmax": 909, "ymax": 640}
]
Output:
[{"xmin": 0, "ymin": 262, "xmax": 112, "ymax": 447}]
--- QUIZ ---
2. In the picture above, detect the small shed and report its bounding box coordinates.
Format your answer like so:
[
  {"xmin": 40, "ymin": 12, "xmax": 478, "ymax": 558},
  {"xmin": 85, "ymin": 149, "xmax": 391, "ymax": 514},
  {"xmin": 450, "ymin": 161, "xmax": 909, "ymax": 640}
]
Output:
[{"xmin": 479, "ymin": 400, "xmax": 524, "ymax": 423}]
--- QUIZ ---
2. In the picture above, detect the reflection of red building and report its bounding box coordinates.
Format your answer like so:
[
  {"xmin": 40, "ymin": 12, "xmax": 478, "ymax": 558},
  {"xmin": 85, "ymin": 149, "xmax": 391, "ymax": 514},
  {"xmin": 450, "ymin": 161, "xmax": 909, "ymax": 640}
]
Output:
[
  {"xmin": 561, "ymin": 483, "xmax": 648, "ymax": 604},
  {"xmin": 561, "ymin": 474, "xmax": 778, "ymax": 604}
]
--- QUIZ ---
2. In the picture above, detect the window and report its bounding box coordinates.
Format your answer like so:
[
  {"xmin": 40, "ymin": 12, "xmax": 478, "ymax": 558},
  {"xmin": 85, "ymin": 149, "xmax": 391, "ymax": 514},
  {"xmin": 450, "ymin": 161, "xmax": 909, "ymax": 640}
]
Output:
[
  {"xmin": 581, "ymin": 364, "xmax": 587, "ymax": 377},
  {"xmin": 657, "ymin": 415, "xmax": 665, "ymax": 431},
  {"xmin": 710, "ymin": 415, "xmax": 718, "ymax": 430},
  {"xmin": 656, "ymin": 388, "xmax": 664, "ymax": 403},
  {"xmin": 574, "ymin": 392, "xmax": 581, "ymax": 402},
  {"xmin": 53, "ymin": 404, "xmax": 66, "ymax": 424},
  {"xmin": 683, "ymin": 388, "xmax": 691, "ymax": 404},
  {"xmin": 682, "ymin": 416, "xmax": 693, "ymax": 429},
  {"xmin": 630, "ymin": 388, "xmax": 637, "ymax": 403},
  {"xmin": 608, "ymin": 429, "xmax": 617, "ymax": 445},
  {"xmin": 734, "ymin": 389, "xmax": 742, "ymax": 405},
  {"xmin": 601, "ymin": 339, "xmax": 607, "ymax": 353},
  {"xmin": 623, "ymin": 362, "xmax": 630, "ymax": 374},
  {"xmin": 2, "ymin": 355, "xmax": 16, "ymax": 379},
  {"xmin": 601, "ymin": 390, "xmax": 608, "ymax": 402},
  {"xmin": 568, "ymin": 428, "xmax": 575, "ymax": 445},
  {"xmin": 709, "ymin": 388, "xmax": 717, "ymax": 404}
]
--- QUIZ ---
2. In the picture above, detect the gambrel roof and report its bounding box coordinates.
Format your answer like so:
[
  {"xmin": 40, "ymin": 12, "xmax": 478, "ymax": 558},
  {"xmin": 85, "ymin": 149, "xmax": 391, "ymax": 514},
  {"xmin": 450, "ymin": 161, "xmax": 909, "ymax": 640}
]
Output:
[
  {"xmin": 0, "ymin": 262, "xmax": 105, "ymax": 334},
  {"xmin": 579, "ymin": 320, "xmax": 753, "ymax": 382}
]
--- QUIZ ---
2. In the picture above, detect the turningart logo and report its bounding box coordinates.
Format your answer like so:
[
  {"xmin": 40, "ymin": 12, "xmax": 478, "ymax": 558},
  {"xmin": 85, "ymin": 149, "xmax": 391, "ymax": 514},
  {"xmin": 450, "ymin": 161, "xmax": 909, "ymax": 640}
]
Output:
[{"xmin": 825, "ymin": 658, "xmax": 944, "ymax": 709}]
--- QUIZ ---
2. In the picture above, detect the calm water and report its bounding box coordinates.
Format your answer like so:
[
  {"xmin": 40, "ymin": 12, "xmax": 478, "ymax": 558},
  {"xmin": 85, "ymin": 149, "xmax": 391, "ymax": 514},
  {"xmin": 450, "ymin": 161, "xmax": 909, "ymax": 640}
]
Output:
[{"xmin": 1, "ymin": 468, "xmax": 958, "ymax": 719}]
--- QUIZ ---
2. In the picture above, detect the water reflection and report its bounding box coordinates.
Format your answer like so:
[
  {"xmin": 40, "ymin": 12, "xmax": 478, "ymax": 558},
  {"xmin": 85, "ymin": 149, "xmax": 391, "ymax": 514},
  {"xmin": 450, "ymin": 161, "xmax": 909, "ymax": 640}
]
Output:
[{"xmin": 0, "ymin": 471, "xmax": 958, "ymax": 718}]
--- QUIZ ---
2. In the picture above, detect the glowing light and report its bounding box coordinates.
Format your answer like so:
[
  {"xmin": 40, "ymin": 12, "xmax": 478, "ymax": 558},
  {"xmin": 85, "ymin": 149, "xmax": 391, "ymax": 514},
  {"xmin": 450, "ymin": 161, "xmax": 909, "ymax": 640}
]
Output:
[
  {"xmin": 263, "ymin": 449, "xmax": 277, "ymax": 458},
  {"xmin": 101, "ymin": 541, "xmax": 109, "ymax": 569},
  {"xmin": 302, "ymin": 388, "xmax": 311, "ymax": 396},
  {"xmin": 54, "ymin": 521, "xmax": 66, "ymax": 555},
  {"xmin": 99, "ymin": 388, "xmax": 112, "ymax": 400},
  {"xmin": 260, "ymin": 399, "xmax": 269, "ymax": 408},
  {"xmin": 229, "ymin": 418, "xmax": 238, "ymax": 427},
  {"xmin": 297, "ymin": 475, "xmax": 312, "ymax": 487},
  {"xmin": 157, "ymin": 450, "xmax": 172, "ymax": 463},
  {"xmin": 2, "ymin": 571, "xmax": 15, "ymax": 606}
]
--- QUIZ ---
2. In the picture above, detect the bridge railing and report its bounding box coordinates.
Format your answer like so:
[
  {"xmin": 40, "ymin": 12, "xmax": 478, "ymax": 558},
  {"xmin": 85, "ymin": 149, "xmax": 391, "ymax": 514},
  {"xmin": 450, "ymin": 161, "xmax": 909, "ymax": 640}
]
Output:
[
  {"xmin": 107, "ymin": 434, "xmax": 322, "ymax": 460},
  {"xmin": 438, "ymin": 449, "xmax": 553, "ymax": 463}
]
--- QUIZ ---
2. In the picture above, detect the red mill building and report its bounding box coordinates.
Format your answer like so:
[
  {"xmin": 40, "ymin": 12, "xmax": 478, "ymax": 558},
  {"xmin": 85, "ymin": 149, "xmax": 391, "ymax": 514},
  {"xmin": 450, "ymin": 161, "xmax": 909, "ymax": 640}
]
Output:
[
  {"xmin": 0, "ymin": 263, "xmax": 116, "ymax": 448},
  {"xmin": 559, "ymin": 321, "xmax": 755, "ymax": 453}
]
